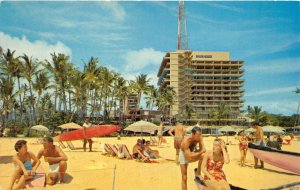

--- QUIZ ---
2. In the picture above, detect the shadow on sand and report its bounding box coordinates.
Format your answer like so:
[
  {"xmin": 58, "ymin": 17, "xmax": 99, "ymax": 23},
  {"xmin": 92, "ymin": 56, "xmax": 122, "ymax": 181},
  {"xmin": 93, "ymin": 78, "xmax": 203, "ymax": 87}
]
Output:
[{"xmin": 0, "ymin": 155, "xmax": 13, "ymax": 164}]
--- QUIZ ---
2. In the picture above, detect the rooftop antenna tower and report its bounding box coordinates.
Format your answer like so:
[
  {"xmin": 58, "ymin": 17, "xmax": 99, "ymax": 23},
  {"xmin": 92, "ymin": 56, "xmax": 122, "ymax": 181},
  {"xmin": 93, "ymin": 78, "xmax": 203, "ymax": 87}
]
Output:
[{"xmin": 178, "ymin": 0, "xmax": 188, "ymax": 50}]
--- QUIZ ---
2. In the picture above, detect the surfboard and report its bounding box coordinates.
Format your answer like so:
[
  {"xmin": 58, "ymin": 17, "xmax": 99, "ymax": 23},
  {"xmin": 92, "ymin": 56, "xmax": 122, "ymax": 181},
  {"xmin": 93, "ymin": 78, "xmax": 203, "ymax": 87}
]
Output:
[
  {"xmin": 55, "ymin": 125, "xmax": 121, "ymax": 141},
  {"xmin": 248, "ymin": 143, "xmax": 300, "ymax": 174}
]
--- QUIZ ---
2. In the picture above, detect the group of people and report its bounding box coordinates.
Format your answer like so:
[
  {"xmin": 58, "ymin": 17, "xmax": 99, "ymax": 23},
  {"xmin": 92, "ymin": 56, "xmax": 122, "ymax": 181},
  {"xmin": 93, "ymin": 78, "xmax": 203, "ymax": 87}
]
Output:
[
  {"xmin": 167, "ymin": 121, "xmax": 270, "ymax": 190},
  {"xmin": 9, "ymin": 137, "xmax": 68, "ymax": 190},
  {"xmin": 9, "ymin": 119, "xmax": 277, "ymax": 190},
  {"xmin": 132, "ymin": 139, "xmax": 159, "ymax": 161}
]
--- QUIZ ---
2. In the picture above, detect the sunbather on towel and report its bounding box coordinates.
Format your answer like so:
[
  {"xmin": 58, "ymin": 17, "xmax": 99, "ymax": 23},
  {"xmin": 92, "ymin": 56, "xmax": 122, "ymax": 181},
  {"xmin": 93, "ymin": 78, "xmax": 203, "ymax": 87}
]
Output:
[
  {"xmin": 8, "ymin": 140, "xmax": 41, "ymax": 190},
  {"xmin": 132, "ymin": 139, "xmax": 149, "ymax": 160},
  {"xmin": 37, "ymin": 137, "xmax": 68, "ymax": 185}
]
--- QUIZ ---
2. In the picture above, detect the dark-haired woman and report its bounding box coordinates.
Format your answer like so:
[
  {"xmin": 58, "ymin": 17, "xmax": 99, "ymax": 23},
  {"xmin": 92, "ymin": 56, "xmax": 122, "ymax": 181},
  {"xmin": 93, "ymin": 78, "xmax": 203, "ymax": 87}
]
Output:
[
  {"xmin": 8, "ymin": 140, "xmax": 40, "ymax": 190},
  {"xmin": 201, "ymin": 138, "xmax": 230, "ymax": 190}
]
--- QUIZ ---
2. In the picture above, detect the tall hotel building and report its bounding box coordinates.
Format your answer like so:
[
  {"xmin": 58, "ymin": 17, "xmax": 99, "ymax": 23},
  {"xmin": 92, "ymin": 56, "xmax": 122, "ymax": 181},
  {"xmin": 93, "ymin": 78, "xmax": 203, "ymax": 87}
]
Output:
[{"xmin": 157, "ymin": 50, "xmax": 244, "ymax": 125}]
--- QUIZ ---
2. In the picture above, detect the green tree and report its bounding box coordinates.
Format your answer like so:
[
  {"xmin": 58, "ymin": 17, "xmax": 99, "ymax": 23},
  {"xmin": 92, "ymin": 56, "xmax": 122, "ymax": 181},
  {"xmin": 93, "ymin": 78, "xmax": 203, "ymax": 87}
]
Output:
[
  {"xmin": 21, "ymin": 54, "xmax": 40, "ymax": 124},
  {"xmin": 210, "ymin": 102, "xmax": 230, "ymax": 126}
]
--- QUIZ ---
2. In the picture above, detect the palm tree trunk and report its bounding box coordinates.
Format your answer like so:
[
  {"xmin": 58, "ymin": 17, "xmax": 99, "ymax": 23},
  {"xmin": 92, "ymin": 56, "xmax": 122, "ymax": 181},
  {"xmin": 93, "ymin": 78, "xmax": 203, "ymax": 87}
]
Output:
[
  {"xmin": 17, "ymin": 77, "xmax": 23, "ymax": 121},
  {"xmin": 29, "ymin": 82, "xmax": 36, "ymax": 125}
]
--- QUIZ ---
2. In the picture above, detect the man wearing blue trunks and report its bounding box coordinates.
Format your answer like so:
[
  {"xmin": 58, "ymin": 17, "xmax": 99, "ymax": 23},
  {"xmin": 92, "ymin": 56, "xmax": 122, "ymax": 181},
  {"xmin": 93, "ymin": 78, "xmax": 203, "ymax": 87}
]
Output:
[{"xmin": 252, "ymin": 122, "xmax": 265, "ymax": 169}]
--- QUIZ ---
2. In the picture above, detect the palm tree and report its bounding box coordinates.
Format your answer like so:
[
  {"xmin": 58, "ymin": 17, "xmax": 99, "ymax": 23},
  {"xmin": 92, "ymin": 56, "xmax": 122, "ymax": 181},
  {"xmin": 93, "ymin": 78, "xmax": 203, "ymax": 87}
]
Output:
[
  {"xmin": 145, "ymin": 85, "xmax": 159, "ymax": 120},
  {"xmin": 247, "ymin": 105, "xmax": 265, "ymax": 122},
  {"xmin": 157, "ymin": 86, "xmax": 176, "ymax": 117},
  {"xmin": 210, "ymin": 102, "xmax": 230, "ymax": 126},
  {"xmin": 44, "ymin": 53, "xmax": 71, "ymax": 112},
  {"xmin": 183, "ymin": 104, "xmax": 194, "ymax": 124},
  {"xmin": 0, "ymin": 77, "xmax": 22, "ymax": 128},
  {"xmin": 33, "ymin": 72, "xmax": 53, "ymax": 123},
  {"xmin": 0, "ymin": 49, "xmax": 24, "ymax": 121},
  {"xmin": 21, "ymin": 54, "xmax": 40, "ymax": 124},
  {"xmin": 134, "ymin": 74, "xmax": 150, "ymax": 109}
]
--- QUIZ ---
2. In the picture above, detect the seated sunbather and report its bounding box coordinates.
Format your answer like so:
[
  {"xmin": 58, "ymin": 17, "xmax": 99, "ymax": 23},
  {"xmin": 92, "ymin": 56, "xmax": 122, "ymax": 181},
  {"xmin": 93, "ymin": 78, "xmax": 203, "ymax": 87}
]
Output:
[
  {"xmin": 144, "ymin": 141, "xmax": 159, "ymax": 159},
  {"xmin": 8, "ymin": 140, "xmax": 41, "ymax": 190},
  {"xmin": 132, "ymin": 139, "xmax": 148, "ymax": 160}
]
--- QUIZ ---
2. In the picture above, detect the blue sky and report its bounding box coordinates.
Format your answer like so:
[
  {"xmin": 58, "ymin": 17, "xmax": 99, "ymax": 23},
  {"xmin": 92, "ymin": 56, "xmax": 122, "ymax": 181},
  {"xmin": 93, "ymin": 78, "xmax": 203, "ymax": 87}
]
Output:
[{"xmin": 0, "ymin": 1, "xmax": 299, "ymax": 116}]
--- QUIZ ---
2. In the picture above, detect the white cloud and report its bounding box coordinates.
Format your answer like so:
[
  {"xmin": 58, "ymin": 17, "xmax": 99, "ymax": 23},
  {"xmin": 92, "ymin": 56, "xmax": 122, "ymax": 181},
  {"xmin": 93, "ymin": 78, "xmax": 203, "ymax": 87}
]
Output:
[
  {"xmin": 245, "ymin": 86, "xmax": 297, "ymax": 97},
  {"xmin": 0, "ymin": 32, "xmax": 72, "ymax": 61},
  {"xmin": 123, "ymin": 48, "xmax": 165, "ymax": 72},
  {"xmin": 245, "ymin": 100, "xmax": 299, "ymax": 116},
  {"xmin": 99, "ymin": 2, "xmax": 126, "ymax": 21},
  {"xmin": 246, "ymin": 57, "xmax": 300, "ymax": 74}
]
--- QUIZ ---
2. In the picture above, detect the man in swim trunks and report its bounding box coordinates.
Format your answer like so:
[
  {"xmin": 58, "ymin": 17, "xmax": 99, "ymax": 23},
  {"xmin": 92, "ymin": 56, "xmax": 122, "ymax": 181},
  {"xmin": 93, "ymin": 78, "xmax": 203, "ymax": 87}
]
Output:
[
  {"xmin": 83, "ymin": 118, "xmax": 93, "ymax": 152},
  {"xmin": 37, "ymin": 137, "xmax": 68, "ymax": 185},
  {"xmin": 252, "ymin": 122, "xmax": 264, "ymax": 169},
  {"xmin": 180, "ymin": 126, "xmax": 206, "ymax": 190},
  {"xmin": 168, "ymin": 120, "xmax": 186, "ymax": 164},
  {"xmin": 132, "ymin": 139, "xmax": 148, "ymax": 160}
]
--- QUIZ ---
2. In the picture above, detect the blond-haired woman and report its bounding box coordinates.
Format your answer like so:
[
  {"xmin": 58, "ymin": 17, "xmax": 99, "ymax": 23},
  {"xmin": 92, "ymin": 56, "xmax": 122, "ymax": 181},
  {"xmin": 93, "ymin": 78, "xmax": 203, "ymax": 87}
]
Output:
[{"xmin": 201, "ymin": 138, "xmax": 230, "ymax": 190}]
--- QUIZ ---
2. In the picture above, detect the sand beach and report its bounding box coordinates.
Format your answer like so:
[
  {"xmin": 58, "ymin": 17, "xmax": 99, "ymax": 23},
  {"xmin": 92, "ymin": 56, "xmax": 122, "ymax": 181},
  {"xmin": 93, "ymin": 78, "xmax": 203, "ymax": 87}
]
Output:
[{"xmin": 0, "ymin": 136, "xmax": 299, "ymax": 190}]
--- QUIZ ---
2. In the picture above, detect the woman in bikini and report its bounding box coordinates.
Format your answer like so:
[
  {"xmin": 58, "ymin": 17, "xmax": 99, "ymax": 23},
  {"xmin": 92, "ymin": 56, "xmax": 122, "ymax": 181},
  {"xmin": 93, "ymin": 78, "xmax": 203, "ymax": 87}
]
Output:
[
  {"xmin": 201, "ymin": 138, "xmax": 230, "ymax": 190},
  {"xmin": 238, "ymin": 130, "xmax": 248, "ymax": 166},
  {"xmin": 8, "ymin": 140, "xmax": 41, "ymax": 190}
]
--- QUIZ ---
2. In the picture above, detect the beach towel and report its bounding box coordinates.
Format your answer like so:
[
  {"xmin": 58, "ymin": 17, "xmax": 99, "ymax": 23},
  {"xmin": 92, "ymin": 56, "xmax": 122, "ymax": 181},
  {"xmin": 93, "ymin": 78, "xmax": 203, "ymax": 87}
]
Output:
[
  {"xmin": 25, "ymin": 165, "xmax": 46, "ymax": 188},
  {"xmin": 194, "ymin": 168, "xmax": 246, "ymax": 190}
]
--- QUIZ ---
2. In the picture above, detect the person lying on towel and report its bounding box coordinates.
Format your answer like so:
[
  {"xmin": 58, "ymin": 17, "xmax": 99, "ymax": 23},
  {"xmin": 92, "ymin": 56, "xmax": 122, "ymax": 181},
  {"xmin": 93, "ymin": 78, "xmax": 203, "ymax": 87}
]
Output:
[{"xmin": 37, "ymin": 137, "xmax": 68, "ymax": 185}]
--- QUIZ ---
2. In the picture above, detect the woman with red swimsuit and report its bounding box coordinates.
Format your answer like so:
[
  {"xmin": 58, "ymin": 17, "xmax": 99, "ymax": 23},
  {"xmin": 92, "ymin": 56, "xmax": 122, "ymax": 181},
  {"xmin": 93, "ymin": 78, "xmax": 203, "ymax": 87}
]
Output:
[
  {"xmin": 238, "ymin": 130, "xmax": 248, "ymax": 167},
  {"xmin": 201, "ymin": 138, "xmax": 230, "ymax": 190}
]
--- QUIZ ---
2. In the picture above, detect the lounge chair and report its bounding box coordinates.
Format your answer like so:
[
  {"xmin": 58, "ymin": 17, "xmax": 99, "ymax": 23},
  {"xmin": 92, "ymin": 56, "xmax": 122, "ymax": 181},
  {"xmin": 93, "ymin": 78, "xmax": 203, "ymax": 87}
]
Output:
[
  {"xmin": 107, "ymin": 144, "xmax": 118, "ymax": 156},
  {"xmin": 66, "ymin": 141, "xmax": 83, "ymax": 150},
  {"xmin": 150, "ymin": 137, "xmax": 158, "ymax": 146},
  {"xmin": 58, "ymin": 141, "xmax": 67, "ymax": 149},
  {"xmin": 116, "ymin": 144, "xmax": 132, "ymax": 159},
  {"xmin": 102, "ymin": 143, "xmax": 116, "ymax": 156}
]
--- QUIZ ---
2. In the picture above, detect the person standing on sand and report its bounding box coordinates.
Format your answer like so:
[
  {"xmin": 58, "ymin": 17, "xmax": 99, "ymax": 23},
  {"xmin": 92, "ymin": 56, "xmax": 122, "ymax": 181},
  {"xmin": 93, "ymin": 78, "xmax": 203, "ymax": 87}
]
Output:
[
  {"xmin": 37, "ymin": 137, "xmax": 68, "ymax": 185},
  {"xmin": 168, "ymin": 121, "xmax": 186, "ymax": 164},
  {"xmin": 82, "ymin": 118, "xmax": 93, "ymax": 152},
  {"xmin": 180, "ymin": 126, "xmax": 206, "ymax": 190},
  {"xmin": 238, "ymin": 130, "xmax": 248, "ymax": 167},
  {"xmin": 252, "ymin": 122, "xmax": 265, "ymax": 169},
  {"xmin": 8, "ymin": 140, "xmax": 41, "ymax": 190},
  {"xmin": 157, "ymin": 122, "xmax": 164, "ymax": 146}
]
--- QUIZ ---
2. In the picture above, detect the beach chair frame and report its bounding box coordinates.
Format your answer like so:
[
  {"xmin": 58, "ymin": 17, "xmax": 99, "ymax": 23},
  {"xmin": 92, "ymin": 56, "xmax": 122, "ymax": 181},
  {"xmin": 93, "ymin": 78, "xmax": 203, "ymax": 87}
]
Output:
[{"xmin": 66, "ymin": 141, "xmax": 83, "ymax": 150}]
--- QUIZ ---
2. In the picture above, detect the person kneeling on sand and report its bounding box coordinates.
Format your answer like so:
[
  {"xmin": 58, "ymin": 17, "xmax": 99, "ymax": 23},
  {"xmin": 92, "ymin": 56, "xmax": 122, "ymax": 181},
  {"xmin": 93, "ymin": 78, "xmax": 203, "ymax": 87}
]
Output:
[
  {"xmin": 201, "ymin": 138, "xmax": 230, "ymax": 190},
  {"xmin": 8, "ymin": 140, "xmax": 41, "ymax": 190},
  {"xmin": 37, "ymin": 137, "xmax": 68, "ymax": 185},
  {"xmin": 180, "ymin": 126, "xmax": 206, "ymax": 190}
]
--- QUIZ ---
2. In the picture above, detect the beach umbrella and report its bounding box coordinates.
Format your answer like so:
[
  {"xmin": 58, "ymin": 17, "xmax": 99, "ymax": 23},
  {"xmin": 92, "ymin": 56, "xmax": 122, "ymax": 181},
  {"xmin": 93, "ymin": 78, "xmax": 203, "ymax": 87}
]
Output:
[
  {"xmin": 218, "ymin": 126, "xmax": 236, "ymax": 145},
  {"xmin": 58, "ymin": 122, "xmax": 82, "ymax": 130},
  {"xmin": 124, "ymin": 120, "xmax": 158, "ymax": 134},
  {"xmin": 218, "ymin": 126, "xmax": 236, "ymax": 133},
  {"xmin": 262, "ymin": 125, "xmax": 284, "ymax": 134},
  {"xmin": 245, "ymin": 127, "xmax": 256, "ymax": 133},
  {"xmin": 31, "ymin": 125, "xmax": 49, "ymax": 132}
]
